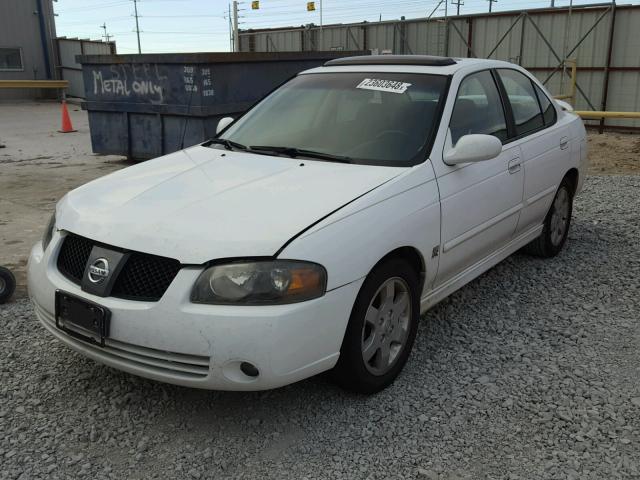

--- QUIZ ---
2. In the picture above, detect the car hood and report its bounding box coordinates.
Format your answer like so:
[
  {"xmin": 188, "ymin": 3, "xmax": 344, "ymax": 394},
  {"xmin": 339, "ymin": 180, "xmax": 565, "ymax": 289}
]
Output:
[{"xmin": 57, "ymin": 146, "xmax": 405, "ymax": 264}]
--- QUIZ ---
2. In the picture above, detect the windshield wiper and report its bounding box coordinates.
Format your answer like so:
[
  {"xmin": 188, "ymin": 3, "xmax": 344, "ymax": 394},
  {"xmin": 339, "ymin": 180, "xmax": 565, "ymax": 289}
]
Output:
[
  {"xmin": 249, "ymin": 146, "xmax": 352, "ymax": 164},
  {"xmin": 206, "ymin": 138, "xmax": 248, "ymax": 151}
]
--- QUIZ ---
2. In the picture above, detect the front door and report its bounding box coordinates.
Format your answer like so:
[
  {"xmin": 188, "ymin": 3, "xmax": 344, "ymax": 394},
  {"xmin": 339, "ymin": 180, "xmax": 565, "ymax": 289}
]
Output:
[{"xmin": 432, "ymin": 70, "xmax": 524, "ymax": 286}]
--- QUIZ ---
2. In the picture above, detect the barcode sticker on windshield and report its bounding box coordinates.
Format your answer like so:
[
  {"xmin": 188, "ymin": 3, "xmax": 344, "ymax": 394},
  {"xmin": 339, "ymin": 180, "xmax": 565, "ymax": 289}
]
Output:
[{"xmin": 356, "ymin": 78, "xmax": 412, "ymax": 94}]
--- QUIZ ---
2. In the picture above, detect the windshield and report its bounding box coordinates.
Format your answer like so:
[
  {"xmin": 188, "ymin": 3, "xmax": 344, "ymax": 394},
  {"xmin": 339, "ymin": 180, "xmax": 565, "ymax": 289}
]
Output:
[{"xmin": 219, "ymin": 72, "xmax": 449, "ymax": 166}]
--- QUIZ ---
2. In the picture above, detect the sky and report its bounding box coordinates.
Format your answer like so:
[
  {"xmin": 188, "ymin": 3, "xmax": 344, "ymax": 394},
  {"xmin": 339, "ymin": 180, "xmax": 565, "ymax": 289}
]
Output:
[{"xmin": 53, "ymin": 0, "xmax": 611, "ymax": 54}]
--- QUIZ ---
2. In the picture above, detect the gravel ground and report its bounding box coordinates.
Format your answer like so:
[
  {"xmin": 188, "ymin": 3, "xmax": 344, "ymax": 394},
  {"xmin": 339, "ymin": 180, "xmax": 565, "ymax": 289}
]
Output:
[{"xmin": 1, "ymin": 175, "xmax": 639, "ymax": 480}]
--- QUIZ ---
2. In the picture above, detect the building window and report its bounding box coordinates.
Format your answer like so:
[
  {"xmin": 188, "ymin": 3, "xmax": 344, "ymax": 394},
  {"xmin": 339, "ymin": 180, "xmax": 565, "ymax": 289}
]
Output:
[{"xmin": 0, "ymin": 48, "xmax": 24, "ymax": 71}]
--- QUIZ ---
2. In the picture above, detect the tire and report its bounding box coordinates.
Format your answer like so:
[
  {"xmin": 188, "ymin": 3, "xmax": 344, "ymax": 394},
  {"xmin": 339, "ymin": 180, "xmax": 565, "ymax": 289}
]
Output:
[
  {"xmin": 523, "ymin": 178, "xmax": 574, "ymax": 258},
  {"xmin": 333, "ymin": 258, "xmax": 420, "ymax": 394},
  {"xmin": 0, "ymin": 267, "xmax": 16, "ymax": 304}
]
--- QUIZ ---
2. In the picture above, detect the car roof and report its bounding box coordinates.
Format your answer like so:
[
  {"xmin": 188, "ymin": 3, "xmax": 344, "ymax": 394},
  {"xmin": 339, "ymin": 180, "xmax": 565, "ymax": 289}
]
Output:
[{"xmin": 300, "ymin": 55, "xmax": 518, "ymax": 76}]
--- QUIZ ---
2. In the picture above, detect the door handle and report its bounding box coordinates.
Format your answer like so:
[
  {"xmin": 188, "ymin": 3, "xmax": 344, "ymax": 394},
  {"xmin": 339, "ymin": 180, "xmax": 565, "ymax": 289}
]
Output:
[
  {"xmin": 508, "ymin": 158, "xmax": 521, "ymax": 174},
  {"xmin": 560, "ymin": 136, "xmax": 569, "ymax": 150}
]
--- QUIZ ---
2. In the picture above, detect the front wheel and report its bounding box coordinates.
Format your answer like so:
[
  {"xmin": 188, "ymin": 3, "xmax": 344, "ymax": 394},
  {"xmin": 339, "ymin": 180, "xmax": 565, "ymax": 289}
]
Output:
[
  {"xmin": 0, "ymin": 267, "xmax": 16, "ymax": 304},
  {"xmin": 524, "ymin": 178, "xmax": 574, "ymax": 257},
  {"xmin": 333, "ymin": 258, "xmax": 420, "ymax": 394}
]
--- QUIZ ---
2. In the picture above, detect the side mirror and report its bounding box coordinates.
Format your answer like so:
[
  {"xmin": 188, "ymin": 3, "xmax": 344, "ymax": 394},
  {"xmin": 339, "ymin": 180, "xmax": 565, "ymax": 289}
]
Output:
[
  {"xmin": 216, "ymin": 116, "xmax": 234, "ymax": 134},
  {"xmin": 444, "ymin": 134, "xmax": 503, "ymax": 165},
  {"xmin": 555, "ymin": 99, "xmax": 573, "ymax": 112}
]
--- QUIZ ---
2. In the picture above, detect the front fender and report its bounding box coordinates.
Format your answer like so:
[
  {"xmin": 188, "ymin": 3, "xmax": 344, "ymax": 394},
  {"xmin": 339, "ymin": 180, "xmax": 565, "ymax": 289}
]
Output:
[{"xmin": 278, "ymin": 163, "xmax": 441, "ymax": 294}]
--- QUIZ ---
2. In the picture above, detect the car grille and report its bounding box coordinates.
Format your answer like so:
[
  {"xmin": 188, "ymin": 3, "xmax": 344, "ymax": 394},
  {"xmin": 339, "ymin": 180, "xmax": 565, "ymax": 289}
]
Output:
[
  {"xmin": 57, "ymin": 234, "xmax": 93, "ymax": 282},
  {"xmin": 56, "ymin": 233, "xmax": 182, "ymax": 302},
  {"xmin": 35, "ymin": 303, "xmax": 210, "ymax": 379}
]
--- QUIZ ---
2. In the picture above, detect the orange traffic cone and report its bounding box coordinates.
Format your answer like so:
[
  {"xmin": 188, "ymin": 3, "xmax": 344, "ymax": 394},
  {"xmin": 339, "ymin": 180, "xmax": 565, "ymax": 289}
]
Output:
[{"xmin": 58, "ymin": 101, "xmax": 77, "ymax": 133}]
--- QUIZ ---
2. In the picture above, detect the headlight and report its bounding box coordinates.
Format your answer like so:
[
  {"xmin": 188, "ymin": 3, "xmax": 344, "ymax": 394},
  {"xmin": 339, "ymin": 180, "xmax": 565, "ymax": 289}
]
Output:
[
  {"xmin": 191, "ymin": 260, "xmax": 327, "ymax": 305},
  {"xmin": 42, "ymin": 213, "xmax": 56, "ymax": 251}
]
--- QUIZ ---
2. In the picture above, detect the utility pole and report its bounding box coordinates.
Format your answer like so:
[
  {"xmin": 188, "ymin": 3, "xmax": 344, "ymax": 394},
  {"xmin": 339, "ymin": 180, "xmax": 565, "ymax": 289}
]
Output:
[
  {"xmin": 232, "ymin": 0, "xmax": 239, "ymax": 52},
  {"xmin": 133, "ymin": 0, "xmax": 142, "ymax": 54},
  {"xmin": 228, "ymin": 3, "xmax": 233, "ymax": 51},
  {"xmin": 487, "ymin": 0, "xmax": 497, "ymax": 13},
  {"xmin": 319, "ymin": 0, "xmax": 323, "ymax": 51},
  {"xmin": 451, "ymin": 0, "xmax": 463, "ymax": 16},
  {"xmin": 100, "ymin": 23, "xmax": 113, "ymax": 43}
]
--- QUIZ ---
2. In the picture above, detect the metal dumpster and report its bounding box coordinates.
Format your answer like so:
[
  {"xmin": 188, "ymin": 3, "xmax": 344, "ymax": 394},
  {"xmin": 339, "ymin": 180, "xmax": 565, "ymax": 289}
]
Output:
[{"xmin": 78, "ymin": 51, "xmax": 368, "ymax": 159}]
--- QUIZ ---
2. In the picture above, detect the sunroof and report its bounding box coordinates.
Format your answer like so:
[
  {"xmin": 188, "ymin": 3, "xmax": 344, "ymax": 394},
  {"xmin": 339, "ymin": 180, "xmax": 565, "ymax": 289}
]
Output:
[{"xmin": 325, "ymin": 55, "xmax": 457, "ymax": 67}]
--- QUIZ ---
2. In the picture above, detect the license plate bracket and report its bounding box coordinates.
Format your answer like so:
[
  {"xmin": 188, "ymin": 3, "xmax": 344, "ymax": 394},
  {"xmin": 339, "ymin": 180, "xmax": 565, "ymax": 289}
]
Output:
[{"xmin": 55, "ymin": 290, "xmax": 111, "ymax": 347}]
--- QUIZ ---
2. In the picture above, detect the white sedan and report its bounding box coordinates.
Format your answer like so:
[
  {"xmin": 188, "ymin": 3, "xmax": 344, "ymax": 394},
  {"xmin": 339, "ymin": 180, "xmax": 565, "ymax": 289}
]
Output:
[{"xmin": 28, "ymin": 55, "xmax": 588, "ymax": 393}]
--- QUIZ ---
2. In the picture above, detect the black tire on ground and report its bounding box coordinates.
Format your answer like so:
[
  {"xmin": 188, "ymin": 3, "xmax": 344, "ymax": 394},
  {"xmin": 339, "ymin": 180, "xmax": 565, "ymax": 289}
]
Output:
[
  {"xmin": 0, "ymin": 267, "xmax": 16, "ymax": 304},
  {"xmin": 523, "ymin": 177, "xmax": 574, "ymax": 258},
  {"xmin": 333, "ymin": 257, "xmax": 420, "ymax": 394}
]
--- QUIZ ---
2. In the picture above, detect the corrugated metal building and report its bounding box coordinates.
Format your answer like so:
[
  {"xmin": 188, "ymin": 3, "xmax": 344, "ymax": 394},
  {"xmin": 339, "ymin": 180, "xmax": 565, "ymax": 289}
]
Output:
[
  {"xmin": 239, "ymin": 3, "xmax": 640, "ymax": 129},
  {"xmin": 0, "ymin": 0, "xmax": 58, "ymax": 101}
]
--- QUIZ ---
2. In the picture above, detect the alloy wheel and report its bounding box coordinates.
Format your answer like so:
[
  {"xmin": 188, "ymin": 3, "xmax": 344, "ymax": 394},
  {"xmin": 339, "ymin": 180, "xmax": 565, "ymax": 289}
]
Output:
[
  {"xmin": 361, "ymin": 277, "xmax": 412, "ymax": 376},
  {"xmin": 550, "ymin": 187, "xmax": 570, "ymax": 247}
]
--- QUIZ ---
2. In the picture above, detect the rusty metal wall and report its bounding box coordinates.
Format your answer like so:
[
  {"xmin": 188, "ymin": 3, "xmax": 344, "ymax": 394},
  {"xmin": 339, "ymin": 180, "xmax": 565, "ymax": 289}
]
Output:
[{"xmin": 239, "ymin": 4, "xmax": 640, "ymax": 129}]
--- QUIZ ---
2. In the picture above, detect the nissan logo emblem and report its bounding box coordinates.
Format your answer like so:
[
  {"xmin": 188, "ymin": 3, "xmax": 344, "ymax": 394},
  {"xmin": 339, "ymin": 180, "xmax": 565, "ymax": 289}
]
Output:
[{"xmin": 88, "ymin": 258, "xmax": 110, "ymax": 284}]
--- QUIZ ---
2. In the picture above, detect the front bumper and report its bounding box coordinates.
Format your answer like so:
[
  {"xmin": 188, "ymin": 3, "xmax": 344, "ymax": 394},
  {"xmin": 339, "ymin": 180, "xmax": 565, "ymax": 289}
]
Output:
[{"xmin": 28, "ymin": 234, "xmax": 362, "ymax": 390}]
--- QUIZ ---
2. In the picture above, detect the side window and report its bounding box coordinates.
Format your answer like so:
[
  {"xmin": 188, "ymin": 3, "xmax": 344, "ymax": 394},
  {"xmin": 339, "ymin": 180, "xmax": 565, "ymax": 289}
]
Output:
[
  {"xmin": 533, "ymin": 83, "xmax": 557, "ymax": 126},
  {"xmin": 449, "ymin": 70, "xmax": 507, "ymax": 146},
  {"xmin": 498, "ymin": 69, "xmax": 544, "ymax": 136}
]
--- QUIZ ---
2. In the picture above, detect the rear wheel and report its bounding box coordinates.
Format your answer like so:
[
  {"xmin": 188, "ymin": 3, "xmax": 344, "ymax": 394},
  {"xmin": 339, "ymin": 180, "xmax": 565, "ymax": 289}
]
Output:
[
  {"xmin": 0, "ymin": 267, "xmax": 16, "ymax": 304},
  {"xmin": 524, "ymin": 178, "xmax": 574, "ymax": 257},
  {"xmin": 333, "ymin": 258, "xmax": 420, "ymax": 394}
]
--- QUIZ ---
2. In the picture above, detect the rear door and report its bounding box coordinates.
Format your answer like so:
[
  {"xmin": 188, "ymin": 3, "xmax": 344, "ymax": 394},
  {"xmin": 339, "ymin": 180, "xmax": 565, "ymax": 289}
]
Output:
[
  {"xmin": 495, "ymin": 69, "xmax": 572, "ymax": 235},
  {"xmin": 432, "ymin": 70, "xmax": 524, "ymax": 287}
]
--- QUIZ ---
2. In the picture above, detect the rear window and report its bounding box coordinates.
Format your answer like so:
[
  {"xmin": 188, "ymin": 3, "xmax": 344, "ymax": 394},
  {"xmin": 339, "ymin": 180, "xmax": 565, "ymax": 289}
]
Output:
[
  {"xmin": 533, "ymin": 83, "xmax": 557, "ymax": 126},
  {"xmin": 498, "ymin": 69, "xmax": 544, "ymax": 136}
]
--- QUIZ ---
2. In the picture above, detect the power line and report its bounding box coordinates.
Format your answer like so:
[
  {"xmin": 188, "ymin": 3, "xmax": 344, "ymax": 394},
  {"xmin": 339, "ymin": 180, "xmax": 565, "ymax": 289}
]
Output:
[
  {"xmin": 55, "ymin": 1, "xmax": 130, "ymax": 14},
  {"xmin": 54, "ymin": 0, "xmax": 596, "ymax": 54},
  {"xmin": 487, "ymin": 0, "xmax": 498, "ymax": 12},
  {"xmin": 239, "ymin": 0, "xmax": 458, "ymax": 26},
  {"xmin": 122, "ymin": 30, "xmax": 229, "ymax": 34},
  {"xmin": 244, "ymin": 0, "xmax": 430, "ymax": 16},
  {"xmin": 56, "ymin": 16, "xmax": 132, "ymax": 26},
  {"xmin": 139, "ymin": 14, "xmax": 226, "ymax": 18}
]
